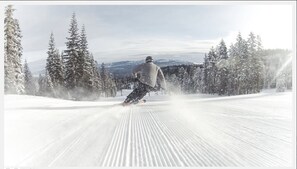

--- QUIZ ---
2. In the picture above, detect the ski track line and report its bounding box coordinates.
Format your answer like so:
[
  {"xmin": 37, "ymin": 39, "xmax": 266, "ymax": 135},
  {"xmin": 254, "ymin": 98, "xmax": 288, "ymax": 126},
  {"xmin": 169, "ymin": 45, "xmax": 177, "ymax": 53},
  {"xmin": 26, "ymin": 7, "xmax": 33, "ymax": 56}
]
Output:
[
  {"xmin": 47, "ymin": 106, "xmax": 123, "ymax": 167},
  {"xmin": 213, "ymin": 105, "xmax": 292, "ymax": 131},
  {"xmin": 134, "ymin": 111, "xmax": 142, "ymax": 166},
  {"xmin": 137, "ymin": 107, "xmax": 153, "ymax": 166},
  {"xmin": 177, "ymin": 101, "xmax": 291, "ymax": 166},
  {"xmin": 211, "ymin": 112, "xmax": 292, "ymax": 143},
  {"xmin": 143, "ymin": 109, "xmax": 187, "ymax": 167},
  {"xmin": 141, "ymin": 108, "xmax": 173, "ymax": 167},
  {"xmin": 102, "ymin": 107, "xmax": 127, "ymax": 166},
  {"xmin": 102, "ymin": 105, "xmax": 245, "ymax": 167},
  {"xmin": 139, "ymin": 107, "xmax": 157, "ymax": 166},
  {"xmin": 136, "ymin": 108, "xmax": 147, "ymax": 166},
  {"xmin": 138, "ymin": 107, "xmax": 155, "ymax": 166},
  {"xmin": 165, "ymin": 115, "xmax": 243, "ymax": 166},
  {"xmin": 206, "ymin": 112, "xmax": 291, "ymax": 165},
  {"xmin": 153, "ymin": 110, "xmax": 213, "ymax": 166},
  {"xmin": 16, "ymin": 111, "xmax": 97, "ymax": 166},
  {"xmin": 148, "ymin": 108, "xmax": 228, "ymax": 167},
  {"xmin": 131, "ymin": 108, "xmax": 136, "ymax": 167},
  {"xmin": 21, "ymin": 106, "xmax": 122, "ymax": 167},
  {"xmin": 124, "ymin": 109, "xmax": 132, "ymax": 167},
  {"xmin": 213, "ymin": 122, "xmax": 288, "ymax": 165},
  {"xmin": 162, "ymin": 105, "xmax": 277, "ymax": 167},
  {"xmin": 148, "ymin": 110, "xmax": 214, "ymax": 166},
  {"xmin": 203, "ymin": 119, "xmax": 281, "ymax": 167},
  {"xmin": 140, "ymin": 108, "xmax": 163, "ymax": 166},
  {"xmin": 144, "ymin": 106, "xmax": 184, "ymax": 167},
  {"xmin": 14, "ymin": 112, "xmax": 87, "ymax": 166},
  {"xmin": 196, "ymin": 114, "xmax": 286, "ymax": 166}
]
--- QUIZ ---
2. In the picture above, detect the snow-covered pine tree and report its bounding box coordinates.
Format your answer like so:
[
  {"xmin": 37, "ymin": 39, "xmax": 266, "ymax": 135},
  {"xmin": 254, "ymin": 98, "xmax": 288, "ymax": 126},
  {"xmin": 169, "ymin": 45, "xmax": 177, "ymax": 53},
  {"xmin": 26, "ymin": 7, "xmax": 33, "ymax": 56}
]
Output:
[
  {"xmin": 247, "ymin": 32, "xmax": 264, "ymax": 93},
  {"xmin": 90, "ymin": 54, "xmax": 102, "ymax": 97},
  {"xmin": 14, "ymin": 19, "xmax": 25, "ymax": 94},
  {"xmin": 207, "ymin": 47, "xmax": 218, "ymax": 94},
  {"xmin": 227, "ymin": 43, "xmax": 237, "ymax": 95},
  {"xmin": 46, "ymin": 32, "xmax": 64, "ymax": 97},
  {"xmin": 192, "ymin": 66, "xmax": 204, "ymax": 93},
  {"xmin": 182, "ymin": 70, "xmax": 190, "ymax": 93},
  {"xmin": 233, "ymin": 32, "xmax": 249, "ymax": 94},
  {"xmin": 107, "ymin": 73, "xmax": 117, "ymax": 97},
  {"xmin": 4, "ymin": 5, "xmax": 24, "ymax": 94},
  {"xmin": 216, "ymin": 39, "xmax": 229, "ymax": 95},
  {"xmin": 100, "ymin": 63, "xmax": 109, "ymax": 97},
  {"xmin": 217, "ymin": 39, "xmax": 228, "ymax": 60},
  {"xmin": 46, "ymin": 33, "xmax": 55, "ymax": 89},
  {"xmin": 37, "ymin": 74, "xmax": 45, "ymax": 96},
  {"xmin": 53, "ymin": 49, "xmax": 64, "ymax": 92},
  {"xmin": 177, "ymin": 67, "xmax": 185, "ymax": 92},
  {"xmin": 79, "ymin": 25, "xmax": 95, "ymax": 98},
  {"xmin": 24, "ymin": 60, "xmax": 36, "ymax": 95},
  {"xmin": 4, "ymin": 5, "xmax": 16, "ymax": 93},
  {"xmin": 168, "ymin": 74, "xmax": 179, "ymax": 93},
  {"xmin": 100, "ymin": 63, "xmax": 117, "ymax": 97},
  {"xmin": 203, "ymin": 53, "xmax": 210, "ymax": 93},
  {"xmin": 45, "ymin": 70, "xmax": 54, "ymax": 97},
  {"xmin": 276, "ymin": 72, "xmax": 286, "ymax": 92},
  {"xmin": 37, "ymin": 73, "xmax": 53, "ymax": 97},
  {"xmin": 64, "ymin": 13, "xmax": 81, "ymax": 96}
]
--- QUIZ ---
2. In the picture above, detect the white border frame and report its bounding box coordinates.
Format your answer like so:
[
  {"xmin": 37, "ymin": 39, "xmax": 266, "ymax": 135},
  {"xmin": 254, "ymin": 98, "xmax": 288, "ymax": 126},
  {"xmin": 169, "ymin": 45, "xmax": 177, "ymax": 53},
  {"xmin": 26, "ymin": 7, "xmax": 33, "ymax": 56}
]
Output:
[{"xmin": 1, "ymin": 1, "xmax": 296, "ymax": 169}]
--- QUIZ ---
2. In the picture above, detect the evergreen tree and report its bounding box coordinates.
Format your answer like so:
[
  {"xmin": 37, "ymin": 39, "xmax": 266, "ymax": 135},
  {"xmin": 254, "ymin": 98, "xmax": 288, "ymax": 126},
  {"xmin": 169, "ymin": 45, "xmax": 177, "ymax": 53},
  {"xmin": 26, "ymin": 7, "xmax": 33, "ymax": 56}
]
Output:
[
  {"xmin": 217, "ymin": 39, "xmax": 228, "ymax": 60},
  {"xmin": 14, "ymin": 19, "xmax": 25, "ymax": 94},
  {"xmin": 100, "ymin": 63, "xmax": 117, "ymax": 97},
  {"xmin": 207, "ymin": 47, "xmax": 218, "ymax": 94},
  {"xmin": 45, "ymin": 70, "xmax": 54, "ymax": 97},
  {"xmin": 276, "ymin": 72, "xmax": 286, "ymax": 92},
  {"xmin": 37, "ymin": 74, "xmax": 45, "ymax": 96},
  {"xmin": 247, "ymin": 32, "xmax": 264, "ymax": 93},
  {"xmin": 231, "ymin": 33, "xmax": 249, "ymax": 94},
  {"xmin": 90, "ymin": 55, "xmax": 102, "ymax": 97},
  {"xmin": 64, "ymin": 13, "xmax": 81, "ymax": 93},
  {"xmin": 216, "ymin": 39, "xmax": 229, "ymax": 95},
  {"xmin": 46, "ymin": 32, "xmax": 64, "ymax": 97},
  {"xmin": 203, "ymin": 54, "xmax": 210, "ymax": 93},
  {"xmin": 4, "ymin": 5, "xmax": 24, "ymax": 94},
  {"xmin": 177, "ymin": 67, "xmax": 185, "ymax": 92},
  {"xmin": 100, "ymin": 63, "xmax": 109, "ymax": 97},
  {"xmin": 24, "ymin": 60, "xmax": 36, "ymax": 95},
  {"xmin": 79, "ymin": 25, "xmax": 94, "ymax": 96},
  {"xmin": 192, "ymin": 67, "xmax": 204, "ymax": 93},
  {"xmin": 182, "ymin": 70, "xmax": 190, "ymax": 93}
]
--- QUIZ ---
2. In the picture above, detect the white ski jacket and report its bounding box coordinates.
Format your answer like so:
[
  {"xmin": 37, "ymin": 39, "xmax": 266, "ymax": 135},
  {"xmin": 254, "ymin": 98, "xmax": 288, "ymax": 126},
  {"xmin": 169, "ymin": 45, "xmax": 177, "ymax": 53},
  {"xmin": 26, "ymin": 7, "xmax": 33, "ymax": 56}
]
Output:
[{"xmin": 132, "ymin": 62, "xmax": 167, "ymax": 89}]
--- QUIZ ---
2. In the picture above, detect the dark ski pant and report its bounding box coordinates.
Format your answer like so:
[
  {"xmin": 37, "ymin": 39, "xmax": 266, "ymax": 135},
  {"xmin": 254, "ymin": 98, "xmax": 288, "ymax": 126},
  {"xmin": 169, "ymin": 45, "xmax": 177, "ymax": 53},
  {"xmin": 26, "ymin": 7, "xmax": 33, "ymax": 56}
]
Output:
[{"xmin": 124, "ymin": 82, "xmax": 155, "ymax": 103}]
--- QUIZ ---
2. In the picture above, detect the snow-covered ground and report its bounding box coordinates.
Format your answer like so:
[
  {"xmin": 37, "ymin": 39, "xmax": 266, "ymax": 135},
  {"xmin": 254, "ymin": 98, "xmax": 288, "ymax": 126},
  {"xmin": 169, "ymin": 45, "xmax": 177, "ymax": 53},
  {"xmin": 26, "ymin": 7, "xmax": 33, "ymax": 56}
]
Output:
[{"xmin": 4, "ymin": 90, "xmax": 293, "ymax": 167}]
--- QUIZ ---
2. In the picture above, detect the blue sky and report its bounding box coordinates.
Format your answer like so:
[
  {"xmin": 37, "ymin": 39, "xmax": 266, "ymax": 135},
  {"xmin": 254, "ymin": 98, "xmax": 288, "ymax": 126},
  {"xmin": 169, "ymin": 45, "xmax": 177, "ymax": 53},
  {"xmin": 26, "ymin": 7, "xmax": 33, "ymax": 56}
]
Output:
[{"xmin": 12, "ymin": 4, "xmax": 293, "ymax": 63}]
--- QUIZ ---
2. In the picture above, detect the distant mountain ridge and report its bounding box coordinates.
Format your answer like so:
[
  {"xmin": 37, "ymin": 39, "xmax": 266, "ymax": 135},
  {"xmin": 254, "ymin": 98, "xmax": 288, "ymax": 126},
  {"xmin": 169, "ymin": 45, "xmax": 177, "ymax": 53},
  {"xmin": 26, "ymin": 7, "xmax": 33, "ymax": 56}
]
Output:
[
  {"xmin": 28, "ymin": 51, "xmax": 205, "ymax": 77},
  {"xmin": 105, "ymin": 59, "xmax": 194, "ymax": 77}
]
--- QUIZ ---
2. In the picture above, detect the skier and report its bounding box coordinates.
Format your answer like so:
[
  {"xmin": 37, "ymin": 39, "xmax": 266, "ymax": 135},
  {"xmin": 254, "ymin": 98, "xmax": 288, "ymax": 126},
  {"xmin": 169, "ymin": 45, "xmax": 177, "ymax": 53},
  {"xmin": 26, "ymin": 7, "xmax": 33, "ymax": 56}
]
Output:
[{"xmin": 122, "ymin": 56, "xmax": 167, "ymax": 106}]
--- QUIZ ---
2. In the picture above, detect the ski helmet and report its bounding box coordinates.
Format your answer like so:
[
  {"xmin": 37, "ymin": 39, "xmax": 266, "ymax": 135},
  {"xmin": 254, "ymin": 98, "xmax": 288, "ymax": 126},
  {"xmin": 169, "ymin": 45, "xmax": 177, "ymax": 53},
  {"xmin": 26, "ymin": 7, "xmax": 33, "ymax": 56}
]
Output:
[{"xmin": 145, "ymin": 56, "xmax": 153, "ymax": 63}]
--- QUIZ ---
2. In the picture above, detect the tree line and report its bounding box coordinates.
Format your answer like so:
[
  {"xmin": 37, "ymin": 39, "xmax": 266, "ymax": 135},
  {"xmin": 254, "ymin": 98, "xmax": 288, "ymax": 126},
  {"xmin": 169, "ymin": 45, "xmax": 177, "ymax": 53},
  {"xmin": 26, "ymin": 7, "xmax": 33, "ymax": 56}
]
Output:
[
  {"xmin": 38, "ymin": 13, "xmax": 117, "ymax": 100},
  {"xmin": 4, "ymin": 6, "xmax": 117, "ymax": 100},
  {"xmin": 161, "ymin": 33, "xmax": 292, "ymax": 95}
]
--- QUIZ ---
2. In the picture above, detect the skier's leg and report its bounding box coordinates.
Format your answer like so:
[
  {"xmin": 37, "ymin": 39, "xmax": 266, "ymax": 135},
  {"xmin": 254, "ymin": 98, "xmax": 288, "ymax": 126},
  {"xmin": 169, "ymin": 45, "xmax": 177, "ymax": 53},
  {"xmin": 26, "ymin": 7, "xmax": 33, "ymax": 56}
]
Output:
[
  {"xmin": 124, "ymin": 86, "xmax": 142, "ymax": 103},
  {"xmin": 131, "ymin": 84, "xmax": 151, "ymax": 103},
  {"xmin": 132, "ymin": 89, "xmax": 148, "ymax": 103}
]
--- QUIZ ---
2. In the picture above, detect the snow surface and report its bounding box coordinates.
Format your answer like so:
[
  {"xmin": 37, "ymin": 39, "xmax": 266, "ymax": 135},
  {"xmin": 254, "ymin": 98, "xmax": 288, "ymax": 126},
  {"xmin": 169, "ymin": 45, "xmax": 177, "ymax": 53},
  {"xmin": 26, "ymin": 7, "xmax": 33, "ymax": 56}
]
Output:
[{"xmin": 4, "ymin": 90, "xmax": 293, "ymax": 167}]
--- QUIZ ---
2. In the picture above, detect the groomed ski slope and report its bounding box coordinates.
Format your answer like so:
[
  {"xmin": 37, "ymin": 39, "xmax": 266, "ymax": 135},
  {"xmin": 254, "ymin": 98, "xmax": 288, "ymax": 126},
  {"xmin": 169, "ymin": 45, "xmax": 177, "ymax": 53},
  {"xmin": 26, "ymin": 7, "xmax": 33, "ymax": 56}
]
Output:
[{"xmin": 4, "ymin": 91, "xmax": 293, "ymax": 167}]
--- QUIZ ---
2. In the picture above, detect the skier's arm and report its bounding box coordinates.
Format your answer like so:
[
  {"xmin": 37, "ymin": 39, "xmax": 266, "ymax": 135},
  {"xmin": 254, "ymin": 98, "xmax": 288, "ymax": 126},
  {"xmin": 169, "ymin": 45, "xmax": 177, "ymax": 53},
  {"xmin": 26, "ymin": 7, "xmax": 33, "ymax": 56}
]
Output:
[{"xmin": 132, "ymin": 64, "xmax": 142, "ymax": 78}]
